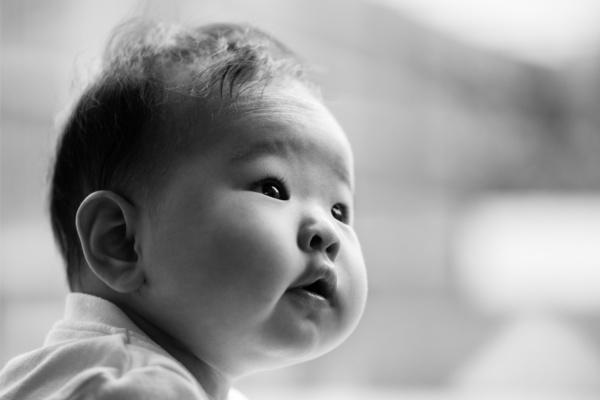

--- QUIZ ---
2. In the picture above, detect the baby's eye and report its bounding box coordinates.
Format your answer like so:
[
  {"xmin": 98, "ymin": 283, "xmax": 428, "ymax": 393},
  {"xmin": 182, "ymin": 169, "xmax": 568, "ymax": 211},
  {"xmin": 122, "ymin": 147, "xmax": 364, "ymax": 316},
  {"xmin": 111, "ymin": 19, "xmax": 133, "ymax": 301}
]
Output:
[
  {"xmin": 262, "ymin": 183, "xmax": 283, "ymax": 199},
  {"xmin": 254, "ymin": 177, "xmax": 289, "ymax": 200},
  {"xmin": 331, "ymin": 203, "xmax": 348, "ymax": 223}
]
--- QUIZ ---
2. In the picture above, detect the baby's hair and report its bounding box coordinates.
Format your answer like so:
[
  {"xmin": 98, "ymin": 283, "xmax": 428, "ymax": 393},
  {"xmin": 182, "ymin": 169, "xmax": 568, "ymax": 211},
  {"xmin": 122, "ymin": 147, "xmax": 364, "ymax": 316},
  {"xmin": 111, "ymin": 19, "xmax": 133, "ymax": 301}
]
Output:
[{"xmin": 49, "ymin": 19, "xmax": 316, "ymax": 291}]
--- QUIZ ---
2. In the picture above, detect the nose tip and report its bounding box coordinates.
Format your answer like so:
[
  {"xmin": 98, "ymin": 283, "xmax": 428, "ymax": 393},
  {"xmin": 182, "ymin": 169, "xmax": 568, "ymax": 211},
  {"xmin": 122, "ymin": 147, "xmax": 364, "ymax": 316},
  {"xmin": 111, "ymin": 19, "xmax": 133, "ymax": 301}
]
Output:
[
  {"xmin": 309, "ymin": 234, "xmax": 341, "ymax": 261},
  {"xmin": 300, "ymin": 215, "xmax": 341, "ymax": 261}
]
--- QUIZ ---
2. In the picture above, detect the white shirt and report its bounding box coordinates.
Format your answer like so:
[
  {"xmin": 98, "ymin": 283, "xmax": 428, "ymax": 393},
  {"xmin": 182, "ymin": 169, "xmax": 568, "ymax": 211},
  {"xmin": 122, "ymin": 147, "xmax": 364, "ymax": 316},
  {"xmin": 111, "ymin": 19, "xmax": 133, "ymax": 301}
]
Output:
[{"xmin": 0, "ymin": 293, "xmax": 248, "ymax": 400}]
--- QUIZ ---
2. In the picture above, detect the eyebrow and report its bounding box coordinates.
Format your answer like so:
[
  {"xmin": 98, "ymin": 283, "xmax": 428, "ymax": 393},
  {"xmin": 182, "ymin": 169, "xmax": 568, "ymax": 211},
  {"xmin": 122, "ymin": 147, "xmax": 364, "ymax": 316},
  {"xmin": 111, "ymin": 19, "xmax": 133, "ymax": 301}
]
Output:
[
  {"xmin": 228, "ymin": 138, "xmax": 294, "ymax": 165},
  {"xmin": 228, "ymin": 137, "xmax": 354, "ymax": 191}
]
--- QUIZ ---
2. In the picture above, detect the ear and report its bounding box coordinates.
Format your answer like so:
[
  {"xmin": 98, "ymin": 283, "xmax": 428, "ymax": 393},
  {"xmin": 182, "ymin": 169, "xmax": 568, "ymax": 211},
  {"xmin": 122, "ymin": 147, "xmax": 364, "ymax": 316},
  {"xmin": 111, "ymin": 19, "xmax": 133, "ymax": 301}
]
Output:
[{"xmin": 76, "ymin": 190, "xmax": 144, "ymax": 293}]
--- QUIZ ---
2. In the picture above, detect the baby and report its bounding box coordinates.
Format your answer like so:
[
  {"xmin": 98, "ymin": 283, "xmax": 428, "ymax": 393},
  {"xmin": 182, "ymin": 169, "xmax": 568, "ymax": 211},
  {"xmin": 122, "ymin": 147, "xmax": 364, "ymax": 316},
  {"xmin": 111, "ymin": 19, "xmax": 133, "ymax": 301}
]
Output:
[{"xmin": 0, "ymin": 20, "xmax": 368, "ymax": 400}]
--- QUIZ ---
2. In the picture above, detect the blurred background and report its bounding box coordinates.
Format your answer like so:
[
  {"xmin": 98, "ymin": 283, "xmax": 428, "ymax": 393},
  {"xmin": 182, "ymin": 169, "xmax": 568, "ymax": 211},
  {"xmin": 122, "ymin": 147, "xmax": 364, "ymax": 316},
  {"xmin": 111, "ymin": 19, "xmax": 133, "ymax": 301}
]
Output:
[{"xmin": 3, "ymin": 0, "xmax": 600, "ymax": 399}]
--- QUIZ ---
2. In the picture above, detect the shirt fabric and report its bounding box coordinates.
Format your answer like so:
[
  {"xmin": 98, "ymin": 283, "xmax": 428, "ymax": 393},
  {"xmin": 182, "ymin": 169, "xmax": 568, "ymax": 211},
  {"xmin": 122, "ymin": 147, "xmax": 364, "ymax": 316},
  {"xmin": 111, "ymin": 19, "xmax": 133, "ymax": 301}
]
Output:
[{"xmin": 0, "ymin": 293, "xmax": 248, "ymax": 400}]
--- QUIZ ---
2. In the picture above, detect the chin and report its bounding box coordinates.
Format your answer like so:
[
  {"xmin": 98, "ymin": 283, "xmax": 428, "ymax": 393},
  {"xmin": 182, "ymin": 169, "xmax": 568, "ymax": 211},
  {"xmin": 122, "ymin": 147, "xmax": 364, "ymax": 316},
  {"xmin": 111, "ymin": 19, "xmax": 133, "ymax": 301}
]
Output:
[
  {"xmin": 245, "ymin": 298, "xmax": 366, "ymax": 374},
  {"xmin": 259, "ymin": 325, "xmax": 352, "ymax": 370}
]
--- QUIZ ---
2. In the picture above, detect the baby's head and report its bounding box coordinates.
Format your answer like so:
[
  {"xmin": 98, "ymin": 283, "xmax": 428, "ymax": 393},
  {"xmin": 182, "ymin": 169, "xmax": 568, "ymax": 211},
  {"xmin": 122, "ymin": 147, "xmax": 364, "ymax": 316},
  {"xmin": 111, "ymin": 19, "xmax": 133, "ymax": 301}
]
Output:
[{"xmin": 50, "ymin": 20, "xmax": 367, "ymax": 382}]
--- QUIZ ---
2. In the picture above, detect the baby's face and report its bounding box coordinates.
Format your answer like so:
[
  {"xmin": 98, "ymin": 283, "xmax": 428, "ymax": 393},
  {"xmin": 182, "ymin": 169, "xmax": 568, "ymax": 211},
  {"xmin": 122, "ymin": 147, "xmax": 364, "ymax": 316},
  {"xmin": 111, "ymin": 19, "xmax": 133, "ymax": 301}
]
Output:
[{"xmin": 137, "ymin": 82, "xmax": 367, "ymax": 376}]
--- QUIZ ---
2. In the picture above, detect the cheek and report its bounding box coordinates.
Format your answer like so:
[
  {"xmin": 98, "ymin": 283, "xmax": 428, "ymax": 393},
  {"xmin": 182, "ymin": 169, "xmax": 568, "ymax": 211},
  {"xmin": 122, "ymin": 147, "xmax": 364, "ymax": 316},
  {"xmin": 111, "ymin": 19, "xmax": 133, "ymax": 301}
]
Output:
[
  {"xmin": 197, "ymin": 201, "xmax": 299, "ymax": 303},
  {"xmin": 338, "ymin": 234, "xmax": 368, "ymax": 323}
]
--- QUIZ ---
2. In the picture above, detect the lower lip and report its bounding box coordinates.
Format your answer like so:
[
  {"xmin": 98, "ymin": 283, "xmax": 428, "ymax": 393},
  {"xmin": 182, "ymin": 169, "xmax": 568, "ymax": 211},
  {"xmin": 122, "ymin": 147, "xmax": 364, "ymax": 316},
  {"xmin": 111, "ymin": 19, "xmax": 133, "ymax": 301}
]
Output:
[{"xmin": 286, "ymin": 288, "xmax": 331, "ymax": 309}]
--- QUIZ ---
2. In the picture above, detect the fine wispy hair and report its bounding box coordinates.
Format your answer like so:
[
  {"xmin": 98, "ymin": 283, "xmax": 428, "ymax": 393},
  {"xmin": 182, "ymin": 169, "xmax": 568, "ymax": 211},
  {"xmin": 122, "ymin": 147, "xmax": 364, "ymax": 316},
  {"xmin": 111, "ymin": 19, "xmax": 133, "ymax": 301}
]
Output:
[{"xmin": 50, "ymin": 19, "xmax": 317, "ymax": 291}]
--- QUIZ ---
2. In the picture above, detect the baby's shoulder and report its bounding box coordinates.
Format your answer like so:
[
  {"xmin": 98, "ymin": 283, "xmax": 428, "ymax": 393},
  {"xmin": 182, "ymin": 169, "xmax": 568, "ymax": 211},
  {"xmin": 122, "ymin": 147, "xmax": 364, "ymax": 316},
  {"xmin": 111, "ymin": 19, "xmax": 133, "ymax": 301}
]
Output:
[{"xmin": 0, "ymin": 330, "xmax": 206, "ymax": 400}]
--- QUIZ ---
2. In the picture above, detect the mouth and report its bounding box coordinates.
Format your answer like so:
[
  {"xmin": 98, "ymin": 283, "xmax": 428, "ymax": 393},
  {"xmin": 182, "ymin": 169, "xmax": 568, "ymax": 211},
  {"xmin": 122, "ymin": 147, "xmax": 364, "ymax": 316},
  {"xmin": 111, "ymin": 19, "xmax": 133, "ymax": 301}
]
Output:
[
  {"xmin": 289, "ymin": 265, "xmax": 337, "ymax": 302},
  {"xmin": 300, "ymin": 278, "xmax": 335, "ymax": 300}
]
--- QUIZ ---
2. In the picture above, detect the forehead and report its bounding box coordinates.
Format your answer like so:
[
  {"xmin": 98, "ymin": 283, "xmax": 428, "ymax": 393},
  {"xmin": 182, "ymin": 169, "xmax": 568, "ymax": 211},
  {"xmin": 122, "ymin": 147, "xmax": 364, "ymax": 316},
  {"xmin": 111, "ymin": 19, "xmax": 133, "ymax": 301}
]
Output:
[{"xmin": 216, "ymin": 83, "xmax": 354, "ymax": 188}]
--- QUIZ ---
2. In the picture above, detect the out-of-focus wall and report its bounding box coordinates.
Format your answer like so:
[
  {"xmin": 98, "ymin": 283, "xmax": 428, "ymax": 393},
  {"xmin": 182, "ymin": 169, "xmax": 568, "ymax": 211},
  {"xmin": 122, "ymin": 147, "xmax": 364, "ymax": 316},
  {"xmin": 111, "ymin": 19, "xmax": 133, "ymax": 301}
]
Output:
[{"xmin": 3, "ymin": 0, "xmax": 600, "ymax": 397}]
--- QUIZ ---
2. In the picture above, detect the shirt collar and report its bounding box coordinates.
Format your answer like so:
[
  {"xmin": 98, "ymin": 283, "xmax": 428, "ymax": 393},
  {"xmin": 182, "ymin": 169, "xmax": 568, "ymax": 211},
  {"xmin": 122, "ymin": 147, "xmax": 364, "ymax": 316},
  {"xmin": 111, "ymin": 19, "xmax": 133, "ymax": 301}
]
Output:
[{"xmin": 64, "ymin": 292, "xmax": 149, "ymax": 338}]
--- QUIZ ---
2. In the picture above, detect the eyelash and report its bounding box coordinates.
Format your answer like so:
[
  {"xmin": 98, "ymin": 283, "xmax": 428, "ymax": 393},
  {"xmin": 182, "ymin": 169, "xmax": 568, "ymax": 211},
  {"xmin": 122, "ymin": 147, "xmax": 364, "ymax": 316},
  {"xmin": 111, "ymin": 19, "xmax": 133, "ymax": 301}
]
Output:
[
  {"xmin": 255, "ymin": 175, "xmax": 351, "ymax": 224},
  {"xmin": 255, "ymin": 174, "xmax": 290, "ymax": 200},
  {"xmin": 332, "ymin": 203, "xmax": 349, "ymax": 224}
]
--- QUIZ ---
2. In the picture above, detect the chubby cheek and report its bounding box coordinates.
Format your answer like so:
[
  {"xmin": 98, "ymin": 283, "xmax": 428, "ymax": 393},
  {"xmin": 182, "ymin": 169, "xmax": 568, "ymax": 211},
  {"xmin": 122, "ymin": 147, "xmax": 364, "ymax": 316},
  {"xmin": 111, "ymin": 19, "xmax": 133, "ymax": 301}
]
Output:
[
  {"xmin": 336, "ymin": 234, "xmax": 368, "ymax": 333},
  {"xmin": 197, "ymin": 200, "xmax": 298, "ymax": 313},
  {"xmin": 146, "ymin": 200, "xmax": 292, "ymax": 295}
]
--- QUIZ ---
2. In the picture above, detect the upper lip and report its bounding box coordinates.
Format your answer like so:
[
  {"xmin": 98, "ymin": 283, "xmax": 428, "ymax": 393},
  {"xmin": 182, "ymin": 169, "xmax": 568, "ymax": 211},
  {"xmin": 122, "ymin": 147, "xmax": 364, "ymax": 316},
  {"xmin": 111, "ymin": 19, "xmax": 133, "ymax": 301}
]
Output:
[{"xmin": 289, "ymin": 262, "xmax": 338, "ymax": 300}]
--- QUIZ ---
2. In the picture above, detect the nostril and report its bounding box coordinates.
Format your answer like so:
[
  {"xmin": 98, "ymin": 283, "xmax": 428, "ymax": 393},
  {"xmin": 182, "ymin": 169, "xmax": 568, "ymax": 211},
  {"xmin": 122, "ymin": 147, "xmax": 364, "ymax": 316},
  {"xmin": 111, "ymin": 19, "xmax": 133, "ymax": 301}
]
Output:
[
  {"xmin": 309, "ymin": 235, "xmax": 323, "ymax": 250},
  {"xmin": 326, "ymin": 241, "xmax": 340, "ymax": 261},
  {"xmin": 301, "ymin": 217, "xmax": 341, "ymax": 259}
]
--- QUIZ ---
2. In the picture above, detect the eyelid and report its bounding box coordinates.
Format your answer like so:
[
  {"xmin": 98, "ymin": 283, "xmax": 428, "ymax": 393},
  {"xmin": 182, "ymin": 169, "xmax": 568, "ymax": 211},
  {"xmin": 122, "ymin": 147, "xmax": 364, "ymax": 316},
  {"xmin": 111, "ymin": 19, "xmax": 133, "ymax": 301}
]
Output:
[
  {"xmin": 333, "ymin": 202, "xmax": 352, "ymax": 225},
  {"xmin": 253, "ymin": 174, "xmax": 290, "ymax": 200}
]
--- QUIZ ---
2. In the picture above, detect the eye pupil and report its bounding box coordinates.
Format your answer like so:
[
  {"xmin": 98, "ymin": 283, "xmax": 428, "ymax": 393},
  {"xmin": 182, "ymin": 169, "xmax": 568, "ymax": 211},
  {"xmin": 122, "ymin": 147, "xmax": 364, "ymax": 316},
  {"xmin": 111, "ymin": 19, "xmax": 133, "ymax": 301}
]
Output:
[
  {"xmin": 331, "ymin": 204, "xmax": 344, "ymax": 221},
  {"xmin": 262, "ymin": 184, "xmax": 281, "ymax": 199}
]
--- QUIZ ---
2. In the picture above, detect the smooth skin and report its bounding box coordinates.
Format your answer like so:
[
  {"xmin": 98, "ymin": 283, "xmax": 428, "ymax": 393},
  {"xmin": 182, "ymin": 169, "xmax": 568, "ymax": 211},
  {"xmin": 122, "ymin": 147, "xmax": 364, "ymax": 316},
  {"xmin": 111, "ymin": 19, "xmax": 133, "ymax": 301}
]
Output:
[{"xmin": 76, "ymin": 81, "xmax": 368, "ymax": 400}]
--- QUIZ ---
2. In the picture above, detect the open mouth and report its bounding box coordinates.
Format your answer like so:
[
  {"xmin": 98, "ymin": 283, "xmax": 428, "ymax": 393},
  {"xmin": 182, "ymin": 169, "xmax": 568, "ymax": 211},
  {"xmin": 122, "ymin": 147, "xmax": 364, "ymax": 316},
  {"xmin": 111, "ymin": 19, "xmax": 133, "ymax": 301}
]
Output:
[
  {"xmin": 289, "ymin": 265, "xmax": 337, "ymax": 302},
  {"xmin": 301, "ymin": 278, "xmax": 335, "ymax": 300}
]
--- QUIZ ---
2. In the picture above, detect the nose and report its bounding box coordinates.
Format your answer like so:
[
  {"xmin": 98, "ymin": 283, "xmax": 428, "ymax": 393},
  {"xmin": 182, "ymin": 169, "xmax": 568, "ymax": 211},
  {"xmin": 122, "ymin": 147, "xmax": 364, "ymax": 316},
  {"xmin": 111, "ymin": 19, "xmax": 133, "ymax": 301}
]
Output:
[{"xmin": 298, "ymin": 211, "xmax": 341, "ymax": 262}]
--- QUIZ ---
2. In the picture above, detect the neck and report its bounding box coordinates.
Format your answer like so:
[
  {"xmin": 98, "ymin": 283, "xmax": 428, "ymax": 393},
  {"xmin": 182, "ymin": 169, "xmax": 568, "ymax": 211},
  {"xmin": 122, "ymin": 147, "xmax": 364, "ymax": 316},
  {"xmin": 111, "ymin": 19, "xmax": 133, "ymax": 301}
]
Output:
[{"xmin": 119, "ymin": 305, "xmax": 232, "ymax": 400}]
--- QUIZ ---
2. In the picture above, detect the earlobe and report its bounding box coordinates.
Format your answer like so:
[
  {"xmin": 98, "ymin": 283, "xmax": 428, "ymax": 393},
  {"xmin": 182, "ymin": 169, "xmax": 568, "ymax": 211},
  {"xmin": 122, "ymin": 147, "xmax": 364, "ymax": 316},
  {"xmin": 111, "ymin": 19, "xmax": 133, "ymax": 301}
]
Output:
[{"xmin": 76, "ymin": 191, "xmax": 144, "ymax": 293}]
